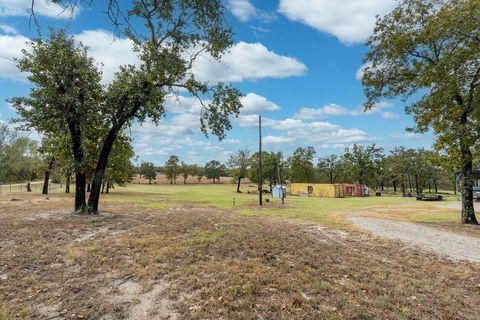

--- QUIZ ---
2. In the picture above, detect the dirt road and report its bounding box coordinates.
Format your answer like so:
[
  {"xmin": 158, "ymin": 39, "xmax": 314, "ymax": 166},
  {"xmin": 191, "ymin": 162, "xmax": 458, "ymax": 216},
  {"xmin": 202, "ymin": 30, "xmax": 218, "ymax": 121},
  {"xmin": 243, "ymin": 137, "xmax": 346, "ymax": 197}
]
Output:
[{"xmin": 350, "ymin": 216, "xmax": 480, "ymax": 264}]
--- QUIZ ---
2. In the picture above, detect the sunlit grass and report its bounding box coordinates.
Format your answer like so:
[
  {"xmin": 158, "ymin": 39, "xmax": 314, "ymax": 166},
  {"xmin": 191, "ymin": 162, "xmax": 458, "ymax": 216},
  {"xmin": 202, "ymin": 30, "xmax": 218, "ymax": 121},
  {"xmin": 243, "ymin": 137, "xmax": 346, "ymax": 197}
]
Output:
[{"xmin": 98, "ymin": 183, "xmax": 462, "ymax": 227}]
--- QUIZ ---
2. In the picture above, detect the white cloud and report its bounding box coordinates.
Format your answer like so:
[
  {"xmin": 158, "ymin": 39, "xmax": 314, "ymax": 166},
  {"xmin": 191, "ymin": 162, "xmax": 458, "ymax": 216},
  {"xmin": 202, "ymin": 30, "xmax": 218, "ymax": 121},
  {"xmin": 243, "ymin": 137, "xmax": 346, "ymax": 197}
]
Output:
[
  {"xmin": 0, "ymin": 29, "xmax": 138, "ymax": 83},
  {"xmin": 0, "ymin": 33, "xmax": 29, "ymax": 82},
  {"xmin": 222, "ymin": 138, "xmax": 241, "ymax": 144},
  {"xmin": 355, "ymin": 62, "xmax": 371, "ymax": 81},
  {"xmin": 263, "ymin": 135, "xmax": 295, "ymax": 144},
  {"xmin": 296, "ymin": 104, "xmax": 358, "ymax": 119},
  {"xmin": 227, "ymin": 0, "xmax": 256, "ymax": 22},
  {"xmin": 165, "ymin": 95, "xmax": 204, "ymax": 114},
  {"xmin": 0, "ymin": 0, "xmax": 79, "ymax": 19},
  {"xmin": 237, "ymin": 115, "xmax": 375, "ymax": 145},
  {"xmin": 0, "ymin": 24, "xmax": 17, "ymax": 34},
  {"xmin": 0, "ymin": 29, "xmax": 305, "ymax": 85},
  {"xmin": 295, "ymin": 102, "xmax": 398, "ymax": 120},
  {"xmin": 164, "ymin": 92, "xmax": 280, "ymax": 117},
  {"xmin": 278, "ymin": 0, "xmax": 396, "ymax": 44},
  {"xmin": 74, "ymin": 30, "xmax": 140, "ymax": 84},
  {"xmin": 192, "ymin": 41, "xmax": 307, "ymax": 82},
  {"xmin": 240, "ymin": 93, "xmax": 280, "ymax": 115},
  {"xmin": 227, "ymin": 0, "xmax": 276, "ymax": 23},
  {"xmin": 132, "ymin": 113, "xmax": 200, "ymax": 137},
  {"xmin": 381, "ymin": 111, "xmax": 399, "ymax": 119}
]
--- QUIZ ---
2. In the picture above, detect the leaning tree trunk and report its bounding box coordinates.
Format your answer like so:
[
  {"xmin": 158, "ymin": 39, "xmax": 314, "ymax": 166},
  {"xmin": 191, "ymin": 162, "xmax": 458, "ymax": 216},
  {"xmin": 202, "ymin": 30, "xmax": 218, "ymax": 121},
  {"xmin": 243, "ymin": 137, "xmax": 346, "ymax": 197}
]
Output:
[
  {"xmin": 87, "ymin": 127, "xmax": 120, "ymax": 213},
  {"xmin": 42, "ymin": 159, "xmax": 54, "ymax": 195},
  {"xmin": 237, "ymin": 177, "xmax": 242, "ymax": 193},
  {"xmin": 67, "ymin": 120, "xmax": 86, "ymax": 212}
]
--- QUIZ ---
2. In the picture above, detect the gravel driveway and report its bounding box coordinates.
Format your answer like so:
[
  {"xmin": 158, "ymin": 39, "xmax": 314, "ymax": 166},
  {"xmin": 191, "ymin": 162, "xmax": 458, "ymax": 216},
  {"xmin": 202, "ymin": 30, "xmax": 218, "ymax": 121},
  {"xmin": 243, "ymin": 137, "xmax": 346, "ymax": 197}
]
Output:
[{"xmin": 350, "ymin": 217, "xmax": 480, "ymax": 264}]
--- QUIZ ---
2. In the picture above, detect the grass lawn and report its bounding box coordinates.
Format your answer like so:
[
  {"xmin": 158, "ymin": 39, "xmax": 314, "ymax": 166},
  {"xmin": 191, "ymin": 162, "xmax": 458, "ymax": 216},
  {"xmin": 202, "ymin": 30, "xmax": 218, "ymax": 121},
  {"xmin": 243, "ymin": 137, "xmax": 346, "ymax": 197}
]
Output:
[
  {"xmin": 1, "ymin": 183, "xmax": 479, "ymax": 319},
  {"xmin": 102, "ymin": 183, "xmax": 462, "ymax": 227}
]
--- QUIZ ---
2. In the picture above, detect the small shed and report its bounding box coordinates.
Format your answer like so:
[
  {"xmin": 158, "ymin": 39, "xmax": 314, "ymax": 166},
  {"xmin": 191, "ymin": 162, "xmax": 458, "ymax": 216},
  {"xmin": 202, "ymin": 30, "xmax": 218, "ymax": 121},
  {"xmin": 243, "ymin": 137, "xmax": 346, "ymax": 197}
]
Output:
[{"xmin": 272, "ymin": 185, "xmax": 287, "ymax": 199}]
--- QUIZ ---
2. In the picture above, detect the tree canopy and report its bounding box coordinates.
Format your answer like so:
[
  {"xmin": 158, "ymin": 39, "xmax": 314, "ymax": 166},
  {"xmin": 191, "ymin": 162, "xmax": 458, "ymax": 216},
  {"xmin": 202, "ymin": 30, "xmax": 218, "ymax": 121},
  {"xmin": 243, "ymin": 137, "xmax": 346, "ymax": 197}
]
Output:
[{"xmin": 361, "ymin": 0, "xmax": 480, "ymax": 224}]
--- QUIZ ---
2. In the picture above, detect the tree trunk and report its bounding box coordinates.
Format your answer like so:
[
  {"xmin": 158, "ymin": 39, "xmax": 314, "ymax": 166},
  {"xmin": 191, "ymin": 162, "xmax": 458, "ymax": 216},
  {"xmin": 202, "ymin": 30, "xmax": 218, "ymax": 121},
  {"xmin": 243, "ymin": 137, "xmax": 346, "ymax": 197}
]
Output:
[
  {"xmin": 434, "ymin": 178, "xmax": 438, "ymax": 193},
  {"xmin": 87, "ymin": 126, "xmax": 120, "ymax": 214},
  {"xmin": 27, "ymin": 181, "xmax": 32, "ymax": 192},
  {"xmin": 42, "ymin": 171, "xmax": 49, "ymax": 195},
  {"xmin": 184, "ymin": 177, "xmax": 187, "ymax": 184},
  {"xmin": 101, "ymin": 181, "xmax": 105, "ymax": 194},
  {"xmin": 87, "ymin": 183, "xmax": 91, "ymax": 193},
  {"xmin": 454, "ymin": 174, "xmax": 457, "ymax": 195},
  {"xmin": 415, "ymin": 175, "xmax": 420, "ymax": 196},
  {"xmin": 42, "ymin": 159, "xmax": 54, "ymax": 195},
  {"xmin": 65, "ymin": 175, "xmax": 70, "ymax": 193},
  {"xmin": 393, "ymin": 180, "xmax": 397, "ymax": 192},
  {"xmin": 237, "ymin": 177, "xmax": 242, "ymax": 193},
  {"xmin": 106, "ymin": 183, "xmax": 110, "ymax": 194},
  {"xmin": 67, "ymin": 120, "xmax": 86, "ymax": 212},
  {"xmin": 460, "ymin": 151, "xmax": 478, "ymax": 224},
  {"xmin": 381, "ymin": 181, "xmax": 384, "ymax": 191}
]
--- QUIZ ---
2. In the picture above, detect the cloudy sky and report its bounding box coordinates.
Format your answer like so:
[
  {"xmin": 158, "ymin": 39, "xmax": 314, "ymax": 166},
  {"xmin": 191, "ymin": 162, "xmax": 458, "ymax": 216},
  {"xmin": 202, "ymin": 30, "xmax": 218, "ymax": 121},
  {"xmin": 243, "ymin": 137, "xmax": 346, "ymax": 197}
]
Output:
[{"xmin": 0, "ymin": 0, "xmax": 433, "ymax": 165}]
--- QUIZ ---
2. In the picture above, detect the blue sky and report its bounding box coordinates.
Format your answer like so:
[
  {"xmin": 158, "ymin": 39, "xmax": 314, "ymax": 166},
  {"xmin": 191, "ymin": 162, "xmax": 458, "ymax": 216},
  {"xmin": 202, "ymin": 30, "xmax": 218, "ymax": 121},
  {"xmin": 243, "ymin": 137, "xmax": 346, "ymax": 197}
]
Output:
[{"xmin": 0, "ymin": 0, "xmax": 434, "ymax": 165}]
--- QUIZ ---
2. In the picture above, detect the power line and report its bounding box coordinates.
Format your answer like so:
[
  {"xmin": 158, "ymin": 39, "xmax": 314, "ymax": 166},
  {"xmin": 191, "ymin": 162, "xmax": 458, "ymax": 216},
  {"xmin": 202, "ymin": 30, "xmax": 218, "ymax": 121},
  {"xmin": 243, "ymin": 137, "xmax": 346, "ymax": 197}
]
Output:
[{"xmin": 0, "ymin": 55, "xmax": 15, "ymax": 62}]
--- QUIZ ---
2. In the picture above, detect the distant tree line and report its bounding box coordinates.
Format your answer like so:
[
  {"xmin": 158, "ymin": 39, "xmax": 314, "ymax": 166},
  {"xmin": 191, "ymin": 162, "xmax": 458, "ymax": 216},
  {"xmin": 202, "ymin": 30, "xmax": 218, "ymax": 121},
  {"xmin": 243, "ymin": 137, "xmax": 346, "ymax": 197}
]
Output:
[
  {"xmin": 0, "ymin": 124, "xmax": 135, "ymax": 195},
  {"xmin": 135, "ymin": 143, "xmax": 455, "ymax": 196}
]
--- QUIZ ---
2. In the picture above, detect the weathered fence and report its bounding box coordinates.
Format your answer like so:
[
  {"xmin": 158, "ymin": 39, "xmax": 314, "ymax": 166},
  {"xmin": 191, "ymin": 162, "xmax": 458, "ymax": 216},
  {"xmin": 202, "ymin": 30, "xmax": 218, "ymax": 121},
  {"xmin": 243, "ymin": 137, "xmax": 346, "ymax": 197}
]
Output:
[{"xmin": 0, "ymin": 182, "xmax": 63, "ymax": 194}]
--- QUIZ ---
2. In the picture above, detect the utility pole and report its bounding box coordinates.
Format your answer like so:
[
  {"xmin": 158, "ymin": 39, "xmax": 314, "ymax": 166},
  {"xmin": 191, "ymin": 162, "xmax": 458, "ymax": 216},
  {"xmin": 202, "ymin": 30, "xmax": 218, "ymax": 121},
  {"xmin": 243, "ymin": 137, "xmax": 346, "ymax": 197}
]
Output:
[
  {"xmin": 277, "ymin": 156, "xmax": 285, "ymax": 205},
  {"xmin": 259, "ymin": 115, "xmax": 263, "ymax": 206}
]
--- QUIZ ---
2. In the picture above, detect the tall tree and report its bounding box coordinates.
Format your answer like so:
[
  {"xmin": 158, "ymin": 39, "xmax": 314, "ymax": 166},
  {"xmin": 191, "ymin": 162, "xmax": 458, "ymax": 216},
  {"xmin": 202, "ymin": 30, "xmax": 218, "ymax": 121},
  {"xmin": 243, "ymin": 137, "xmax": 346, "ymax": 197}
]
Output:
[
  {"xmin": 361, "ymin": 0, "xmax": 480, "ymax": 224},
  {"xmin": 228, "ymin": 148, "xmax": 251, "ymax": 193},
  {"xmin": 180, "ymin": 162, "xmax": 192, "ymax": 184},
  {"xmin": 103, "ymin": 134, "xmax": 136, "ymax": 191},
  {"xmin": 343, "ymin": 144, "xmax": 384, "ymax": 186},
  {"xmin": 193, "ymin": 165, "xmax": 204, "ymax": 183},
  {"xmin": 10, "ymin": 30, "xmax": 102, "ymax": 211},
  {"xmin": 164, "ymin": 155, "xmax": 180, "ymax": 184},
  {"xmin": 86, "ymin": 0, "xmax": 242, "ymax": 213},
  {"xmin": 204, "ymin": 160, "xmax": 226, "ymax": 183},
  {"xmin": 287, "ymin": 147, "xmax": 317, "ymax": 183},
  {"xmin": 249, "ymin": 152, "xmax": 283, "ymax": 190},
  {"xmin": 142, "ymin": 162, "xmax": 157, "ymax": 184},
  {"xmin": 317, "ymin": 155, "xmax": 343, "ymax": 184}
]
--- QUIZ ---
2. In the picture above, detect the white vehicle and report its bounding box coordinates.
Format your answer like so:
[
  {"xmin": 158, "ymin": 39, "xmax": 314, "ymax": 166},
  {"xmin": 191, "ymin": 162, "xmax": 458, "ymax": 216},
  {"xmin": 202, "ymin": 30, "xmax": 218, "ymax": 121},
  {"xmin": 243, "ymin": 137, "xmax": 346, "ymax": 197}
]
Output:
[{"xmin": 473, "ymin": 186, "xmax": 480, "ymax": 200}]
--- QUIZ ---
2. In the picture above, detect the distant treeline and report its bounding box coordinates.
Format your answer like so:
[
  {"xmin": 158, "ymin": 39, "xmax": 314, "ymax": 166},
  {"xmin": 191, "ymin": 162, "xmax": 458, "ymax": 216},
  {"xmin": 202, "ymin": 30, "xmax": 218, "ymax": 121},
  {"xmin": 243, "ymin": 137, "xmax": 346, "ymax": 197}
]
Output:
[{"xmin": 137, "ymin": 144, "xmax": 455, "ymax": 195}]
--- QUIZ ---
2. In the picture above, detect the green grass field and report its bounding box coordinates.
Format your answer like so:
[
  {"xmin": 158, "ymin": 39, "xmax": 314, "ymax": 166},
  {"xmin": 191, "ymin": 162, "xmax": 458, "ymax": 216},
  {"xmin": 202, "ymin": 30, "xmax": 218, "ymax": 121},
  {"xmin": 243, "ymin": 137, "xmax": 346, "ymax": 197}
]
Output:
[{"xmin": 100, "ymin": 183, "xmax": 462, "ymax": 227}]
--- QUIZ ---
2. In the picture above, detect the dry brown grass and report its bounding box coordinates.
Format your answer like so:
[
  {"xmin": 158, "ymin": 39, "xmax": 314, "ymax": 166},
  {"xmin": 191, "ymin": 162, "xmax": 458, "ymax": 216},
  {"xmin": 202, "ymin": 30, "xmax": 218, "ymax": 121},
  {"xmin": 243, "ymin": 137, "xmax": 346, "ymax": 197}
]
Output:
[{"xmin": 1, "ymin": 191, "xmax": 480, "ymax": 319}]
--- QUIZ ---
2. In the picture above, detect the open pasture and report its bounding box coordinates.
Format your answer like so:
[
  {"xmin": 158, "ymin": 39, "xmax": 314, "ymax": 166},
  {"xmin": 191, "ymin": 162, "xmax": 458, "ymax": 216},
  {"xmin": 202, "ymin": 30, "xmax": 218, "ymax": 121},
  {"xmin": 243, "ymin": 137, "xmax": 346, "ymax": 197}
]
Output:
[{"xmin": 1, "ymin": 184, "xmax": 480, "ymax": 319}]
